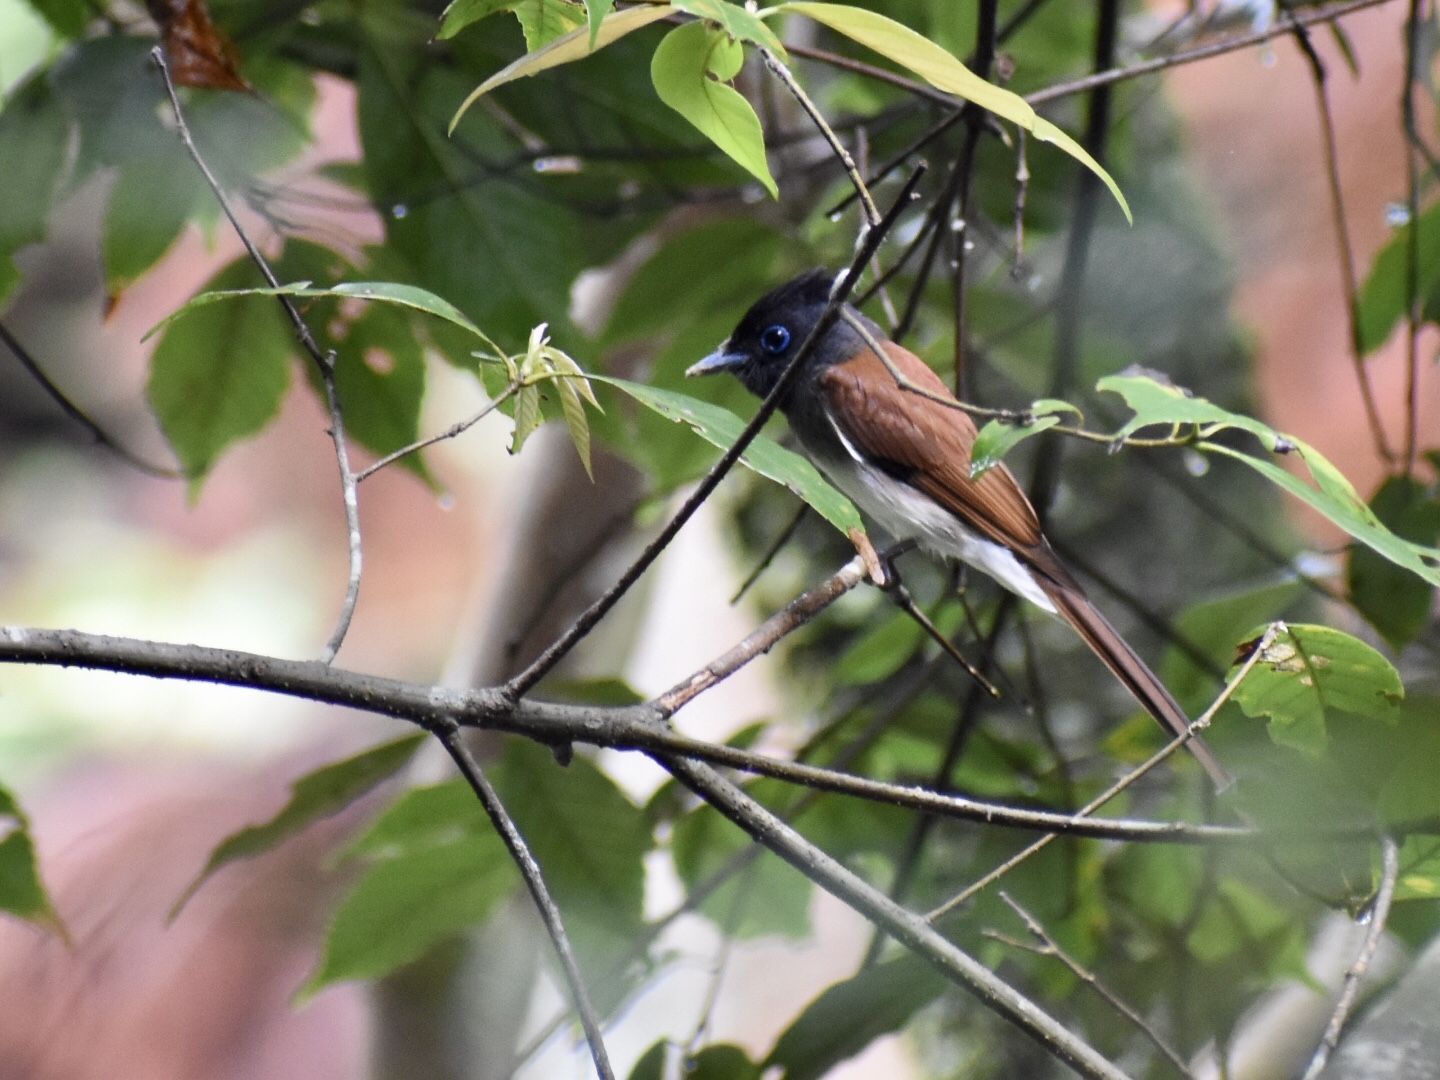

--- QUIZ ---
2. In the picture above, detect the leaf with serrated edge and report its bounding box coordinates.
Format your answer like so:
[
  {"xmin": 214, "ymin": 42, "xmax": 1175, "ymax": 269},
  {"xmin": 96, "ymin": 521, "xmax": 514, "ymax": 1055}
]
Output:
[
  {"xmin": 451, "ymin": 4, "xmax": 676, "ymax": 130},
  {"xmin": 595, "ymin": 375, "xmax": 861, "ymax": 533},
  {"xmin": 652, "ymin": 23, "xmax": 777, "ymax": 196},
  {"xmin": 770, "ymin": 2, "xmax": 1130, "ymax": 222},
  {"xmin": 437, "ymin": 0, "xmax": 517, "ymax": 38},
  {"xmin": 1097, "ymin": 373, "xmax": 1282, "ymax": 447},
  {"xmin": 554, "ymin": 376, "xmax": 593, "ymax": 478},
  {"xmin": 174, "ymin": 735, "xmax": 426, "ymax": 917},
  {"xmin": 511, "ymin": 384, "xmax": 542, "ymax": 454}
]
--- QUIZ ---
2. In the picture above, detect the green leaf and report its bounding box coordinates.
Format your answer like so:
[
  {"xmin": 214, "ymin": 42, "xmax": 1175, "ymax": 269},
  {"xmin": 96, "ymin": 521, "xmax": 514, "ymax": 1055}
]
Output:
[
  {"xmin": 1205, "ymin": 438, "xmax": 1440, "ymax": 589},
  {"xmin": 176, "ymin": 735, "xmax": 426, "ymax": 916},
  {"xmin": 146, "ymin": 260, "xmax": 295, "ymax": 490},
  {"xmin": 437, "ymin": 0, "xmax": 519, "ymax": 38},
  {"xmin": 670, "ymin": 797, "xmax": 812, "ymax": 939},
  {"xmin": 651, "ymin": 22, "xmax": 777, "ymax": 197},
  {"xmin": 514, "ymin": 0, "xmax": 588, "ymax": 50},
  {"xmin": 554, "ymin": 374, "xmax": 593, "ymax": 477},
  {"xmin": 318, "ymin": 303, "xmax": 432, "ymax": 480},
  {"xmin": 969, "ymin": 414, "xmax": 1059, "ymax": 479},
  {"xmin": 24, "ymin": 0, "xmax": 88, "ymax": 37},
  {"xmin": 0, "ymin": 77, "xmax": 69, "ymax": 307},
  {"xmin": 1097, "ymin": 372, "xmax": 1282, "ymax": 448},
  {"xmin": 1098, "ymin": 374, "xmax": 1440, "ymax": 588},
  {"xmin": 103, "ymin": 161, "xmax": 204, "ymax": 291},
  {"xmin": 1230, "ymin": 623, "xmax": 1404, "ymax": 753},
  {"xmin": 595, "ymin": 376, "xmax": 862, "ymax": 534},
  {"xmin": 146, "ymin": 280, "xmax": 497, "ymax": 352},
  {"xmin": 450, "ymin": 4, "xmax": 677, "ymax": 129},
  {"xmin": 583, "ymin": 0, "xmax": 614, "ymax": 49},
  {"xmin": 1355, "ymin": 202, "xmax": 1440, "ymax": 353},
  {"xmin": 1348, "ymin": 475, "xmax": 1440, "ymax": 650},
  {"xmin": 672, "ymin": 0, "xmax": 786, "ymax": 53},
  {"xmin": 1394, "ymin": 835, "xmax": 1440, "ymax": 901},
  {"xmin": 0, "ymin": 785, "xmax": 61, "ymax": 935},
  {"xmin": 510, "ymin": 383, "xmax": 542, "ymax": 454},
  {"xmin": 772, "ymin": 2, "xmax": 1131, "ymax": 222},
  {"xmin": 309, "ymin": 779, "xmax": 528, "ymax": 992},
  {"xmin": 628, "ymin": 1042, "xmax": 761, "ymax": 1080},
  {"xmin": 764, "ymin": 954, "xmax": 945, "ymax": 1080}
]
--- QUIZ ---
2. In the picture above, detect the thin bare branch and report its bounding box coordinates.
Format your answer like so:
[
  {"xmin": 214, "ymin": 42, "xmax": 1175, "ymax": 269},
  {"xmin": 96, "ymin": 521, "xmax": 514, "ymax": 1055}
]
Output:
[
  {"xmin": 995, "ymin": 892, "xmax": 1196, "ymax": 1079},
  {"xmin": 659, "ymin": 753, "xmax": 1138, "ymax": 1080},
  {"xmin": 1288, "ymin": 16, "xmax": 1394, "ymax": 464},
  {"xmin": 759, "ymin": 48, "xmax": 882, "ymax": 228},
  {"xmin": 355, "ymin": 386, "xmax": 518, "ymax": 483},
  {"xmin": 436, "ymin": 725, "xmax": 615, "ymax": 1080},
  {"xmin": 884, "ymin": 574, "xmax": 1000, "ymax": 697},
  {"xmin": 502, "ymin": 166, "xmax": 929, "ymax": 699},
  {"xmin": 925, "ymin": 622, "xmax": 1283, "ymax": 921},
  {"xmin": 0, "ymin": 321, "xmax": 183, "ymax": 479},
  {"xmin": 1300, "ymin": 834, "xmax": 1401, "ymax": 1080},
  {"xmin": 151, "ymin": 46, "xmax": 363, "ymax": 664},
  {"xmin": 730, "ymin": 501, "xmax": 809, "ymax": 604}
]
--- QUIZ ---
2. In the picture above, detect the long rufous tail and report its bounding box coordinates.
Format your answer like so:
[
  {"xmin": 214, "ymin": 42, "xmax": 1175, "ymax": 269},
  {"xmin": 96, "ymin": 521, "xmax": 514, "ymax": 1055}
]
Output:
[{"xmin": 1041, "ymin": 579, "xmax": 1233, "ymax": 790}]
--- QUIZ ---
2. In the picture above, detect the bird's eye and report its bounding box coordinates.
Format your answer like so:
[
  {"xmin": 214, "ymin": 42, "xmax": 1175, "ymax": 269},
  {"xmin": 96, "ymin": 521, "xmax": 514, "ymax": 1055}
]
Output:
[{"xmin": 760, "ymin": 325, "xmax": 791, "ymax": 355}]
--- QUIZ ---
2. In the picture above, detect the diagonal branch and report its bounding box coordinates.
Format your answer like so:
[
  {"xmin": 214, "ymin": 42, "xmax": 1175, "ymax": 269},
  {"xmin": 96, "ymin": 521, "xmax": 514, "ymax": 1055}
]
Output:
[
  {"xmin": 502, "ymin": 165, "xmax": 929, "ymax": 698},
  {"xmin": 152, "ymin": 46, "xmax": 363, "ymax": 664},
  {"xmin": 436, "ymin": 725, "xmax": 615, "ymax": 1080}
]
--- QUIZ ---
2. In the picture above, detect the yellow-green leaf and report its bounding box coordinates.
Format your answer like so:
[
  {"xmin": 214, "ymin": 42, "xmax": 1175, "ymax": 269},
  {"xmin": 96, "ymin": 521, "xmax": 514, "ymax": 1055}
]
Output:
[
  {"xmin": 450, "ymin": 4, "xmax": 676, "ymax": 131},
  {"xmin": 554, "ymin": 376, "xmax": 593, "ymax": 478},
  {"xmin": 673, "ymin": 0, "xmax": 786, "ymax": 54},
  {"xmin": 651, "ymin": 22, "xmax": 777, "ymax": 197},
  {"xmin": 771, "ymin": 2, "xmax": 1131, "ymax": 222},
  {"xmin": 511, "ymin": 383, "xmax": 542, "ymax": 454}
]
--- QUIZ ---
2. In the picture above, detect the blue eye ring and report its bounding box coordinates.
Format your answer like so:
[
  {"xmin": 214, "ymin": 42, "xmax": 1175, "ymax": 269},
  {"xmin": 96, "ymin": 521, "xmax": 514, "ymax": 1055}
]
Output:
[{"xmin": 760, "ymin": 324, "xmax": 791, "ymax": 355}]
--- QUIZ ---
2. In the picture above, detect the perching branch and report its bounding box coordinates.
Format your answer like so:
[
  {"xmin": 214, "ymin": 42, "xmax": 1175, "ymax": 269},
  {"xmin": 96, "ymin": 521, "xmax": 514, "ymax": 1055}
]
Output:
[{"xmin": 152, "ymin": 45, "xmax": 363, "ymax": 665}]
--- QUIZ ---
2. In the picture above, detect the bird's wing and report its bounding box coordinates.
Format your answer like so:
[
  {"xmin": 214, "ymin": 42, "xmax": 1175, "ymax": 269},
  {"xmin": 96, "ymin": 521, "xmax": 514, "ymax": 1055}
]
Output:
[{"xmin": 819, "ymin": 342, "xmax": 1049, "ymax": 557}]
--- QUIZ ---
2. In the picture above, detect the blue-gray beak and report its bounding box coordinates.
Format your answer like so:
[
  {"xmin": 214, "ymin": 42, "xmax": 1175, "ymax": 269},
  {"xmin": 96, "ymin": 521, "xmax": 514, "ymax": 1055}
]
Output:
[{"xmin": 686, "ymin": 346, "xmax": 746, "ymax": 377}]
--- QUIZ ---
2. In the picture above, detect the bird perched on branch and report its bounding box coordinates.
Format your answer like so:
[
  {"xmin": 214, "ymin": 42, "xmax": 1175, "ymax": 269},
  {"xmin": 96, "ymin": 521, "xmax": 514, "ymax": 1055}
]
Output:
[{"xmin": 688, "ymin": 269, "xmax": 1231, "ymax": 790}]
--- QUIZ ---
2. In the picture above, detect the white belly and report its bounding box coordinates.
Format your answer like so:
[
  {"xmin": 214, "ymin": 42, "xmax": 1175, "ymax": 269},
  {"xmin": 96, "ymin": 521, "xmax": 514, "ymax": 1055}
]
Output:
[{"xmin": 813, "ymin": 430, "xmax": 1058, "ymax": 615}]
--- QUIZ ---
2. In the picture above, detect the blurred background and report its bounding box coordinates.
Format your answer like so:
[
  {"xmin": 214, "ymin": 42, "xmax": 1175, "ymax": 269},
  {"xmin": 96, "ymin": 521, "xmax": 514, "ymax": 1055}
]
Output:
[{"xmin": 0, "ymin": 0, "xmax": 1434, "ymax": 1077}]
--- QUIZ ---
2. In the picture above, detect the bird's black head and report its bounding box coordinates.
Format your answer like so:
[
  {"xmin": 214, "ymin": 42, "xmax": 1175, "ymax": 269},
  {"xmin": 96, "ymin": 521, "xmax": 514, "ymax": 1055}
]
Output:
[{"xmin": 686, "ymin": 269, "xmax": 845, "ymax": 401}]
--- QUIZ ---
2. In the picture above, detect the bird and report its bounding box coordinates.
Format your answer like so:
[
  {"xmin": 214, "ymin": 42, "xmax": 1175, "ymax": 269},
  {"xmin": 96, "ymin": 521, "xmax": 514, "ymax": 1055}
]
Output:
[{"xmin": 687, "ymin": 269, "xmax": 1231, "ymax": 789}]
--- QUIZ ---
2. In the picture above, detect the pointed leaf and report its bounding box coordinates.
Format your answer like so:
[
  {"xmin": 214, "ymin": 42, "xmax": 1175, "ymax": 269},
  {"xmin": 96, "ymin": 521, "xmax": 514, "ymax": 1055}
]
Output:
[
  {"xmin": 450, "ymin": 4, "xmax": 677, "ymax": 129},
  {"xmin": 176, "ymin": 734, "xmax": 426, "ymax": 915},
  {"xmin": 1097, "ymin": 372, "xmax": 1283, "ymax": 447},
  {"xmin": 595, "ymin": 376, "xmax": 862, "ymax": 533},
  {"xmin": 1230, "ymin": 623, "xmax": 1404, "ymax": 753},
  {"xmin": 764, "ymin": 954, "xmax": 945, "ymax": 1080},
  {"xmin": 651, "ymin": 22, "xmax": 777, "ymax": 197},
  {"xmin": 773, "ymin": 2, "xmax": 1130, "ymax": 222},
  {"xmin": 515, "ymin": 0, "xmax": 588, "ymax": 50},
  {"xmin": 554, "ymin": 375, "xmax": 593, "ymax": 478},
  {"xmin": 584, "ymin": 0, "xmax": 614, "ymax": 49},
  {"xmin": 511, "ymin": 383, "xmax": 542, "ymax": 454},
  {"xmin": 0, "ymin": 786, "xmax": 61, "ymax": 935}
]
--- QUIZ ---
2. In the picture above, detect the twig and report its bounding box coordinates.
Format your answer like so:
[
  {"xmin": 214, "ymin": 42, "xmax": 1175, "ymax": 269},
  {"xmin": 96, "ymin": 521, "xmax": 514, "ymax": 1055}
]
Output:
[
  {"xmin": 659, "ymin": 754, "xmax": 1138, "ymax": 1080},
  {"xmin": 659, "ymin": 553, "xmax": 872, "ymax": 714},
  {"xmin": 1300, "ymin": 834, "xmax": 1401, "ymax": 1080},
  {"xmin": 925, "ymin": 622, "xmax": 1282, "ymax": 922},
  {"xmin": 502, "ymin": 165, "xmax": 928, "ymax": 699},
  {"xmin": 1012, "ymin": 129, "xmax": 1030, "ymax": 279},
  {"xmin": 730, "ymin": 501, "xmax": 809, "ymax": 604},
  {"xmin": 0, "ymin": 322, "xmax": 182, "ymax": 479},
  {"xmin": 884, "ymin": 575, "xmax": 1000, "ymax": 697},
  {"xmin": 151, "ymin": 46, "xmax": 363, "ymax": 664},
  {"xmin": 1286, "ymin": 16, "xmax": 1393, "ymax": 465},
  {"xmin": 355, "ymin": 386, "xmax": 518, "ymax": 482},
  {"xmin": 1402, "ymin": 0, "xmax": 1424, "ymax": 475},
  {"xmin": 995, "ymin": 892, "xmax": 1196, "ymax": 1079},
  {"xmin": 759, "ymin": 47, "xmax": 882, "ymax": 228},
  {"xmin": 435, "ymin": 725, "xmax": 615, "ymax": 1080}
]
